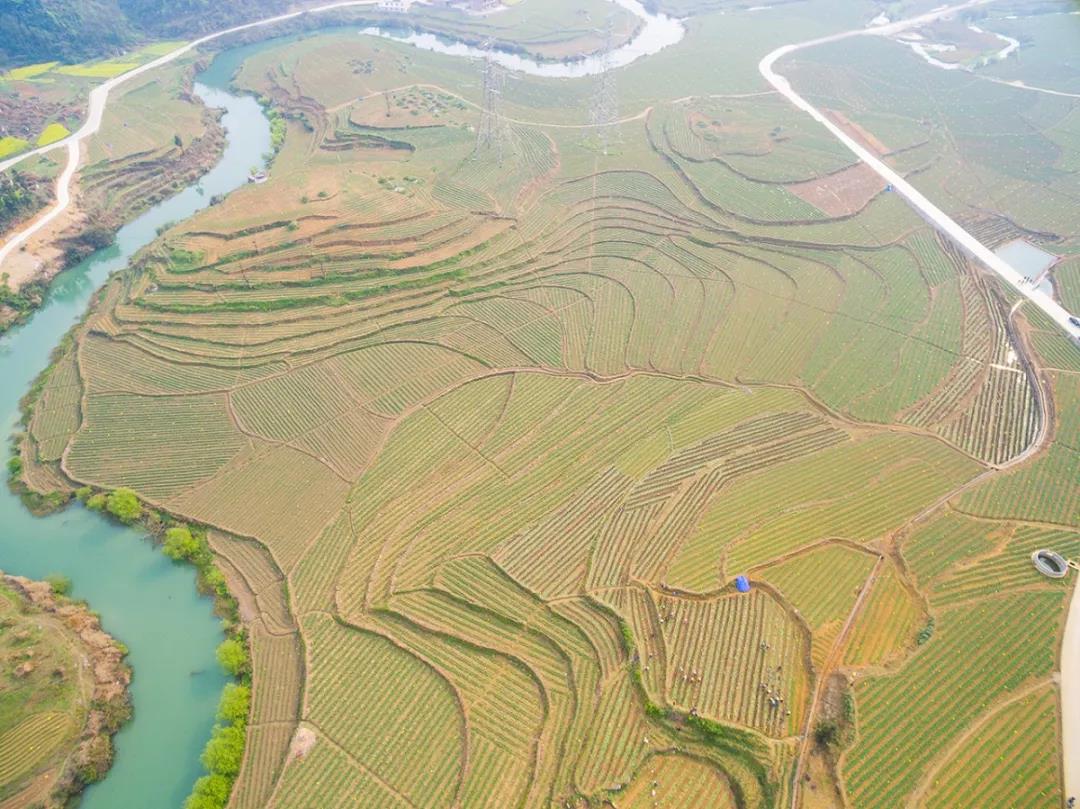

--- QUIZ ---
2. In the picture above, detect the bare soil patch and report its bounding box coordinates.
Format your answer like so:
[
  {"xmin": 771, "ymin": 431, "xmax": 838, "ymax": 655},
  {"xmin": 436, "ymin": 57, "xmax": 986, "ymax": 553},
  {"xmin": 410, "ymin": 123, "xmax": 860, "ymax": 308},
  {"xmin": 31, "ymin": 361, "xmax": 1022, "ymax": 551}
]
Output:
[
  {"xmin": 824, "ymin": 110, "xmax": 890, "ymax": 156},
  {"xmin": 288, "ymin": 725, "xmax": 317, "ymax": 762},
  {"xmin": 787, "ymin": 163, "xmax": 886, "ymax": 217}
]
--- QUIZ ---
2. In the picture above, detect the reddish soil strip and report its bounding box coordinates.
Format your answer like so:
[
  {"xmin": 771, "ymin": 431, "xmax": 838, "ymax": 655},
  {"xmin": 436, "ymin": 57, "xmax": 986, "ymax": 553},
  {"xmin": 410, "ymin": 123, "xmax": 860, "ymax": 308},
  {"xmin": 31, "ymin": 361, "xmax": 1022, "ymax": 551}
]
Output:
[{"xmin": 824, "ymin": 109, "xmax": 890, "ymax": 156}]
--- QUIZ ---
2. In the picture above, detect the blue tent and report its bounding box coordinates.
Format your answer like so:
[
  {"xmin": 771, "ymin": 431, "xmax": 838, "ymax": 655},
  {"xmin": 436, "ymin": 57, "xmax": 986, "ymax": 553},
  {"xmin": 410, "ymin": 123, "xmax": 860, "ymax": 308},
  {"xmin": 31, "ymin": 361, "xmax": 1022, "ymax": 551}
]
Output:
[{"xmin": 735, "ymin": 575, "xmax": 750, "ymax": 593}]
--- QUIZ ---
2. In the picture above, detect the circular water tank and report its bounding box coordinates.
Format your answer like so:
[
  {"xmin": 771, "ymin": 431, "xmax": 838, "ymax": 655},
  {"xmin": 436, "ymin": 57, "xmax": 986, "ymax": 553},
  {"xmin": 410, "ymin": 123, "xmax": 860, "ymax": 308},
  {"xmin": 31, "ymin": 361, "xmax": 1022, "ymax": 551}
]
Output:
[{"xmin": 1032, "ymin": 549, "xmax": 1068, "ymax": 579}]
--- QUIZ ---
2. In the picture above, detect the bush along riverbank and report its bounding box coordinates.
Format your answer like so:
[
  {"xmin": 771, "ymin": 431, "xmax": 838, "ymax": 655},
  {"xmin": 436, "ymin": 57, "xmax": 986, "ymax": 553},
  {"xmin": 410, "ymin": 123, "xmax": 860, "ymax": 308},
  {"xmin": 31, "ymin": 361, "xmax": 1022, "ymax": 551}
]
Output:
[
  {"xmin": 71, "ymin": 486, "xmax": 253, "ymax": 809},
  {"xmin": 8, "ymin": 344, "xmax": 251, "ymax": 809},
  {"xmin": 0, "ymin": 572, "xmax": 133, "ymax": 808}
]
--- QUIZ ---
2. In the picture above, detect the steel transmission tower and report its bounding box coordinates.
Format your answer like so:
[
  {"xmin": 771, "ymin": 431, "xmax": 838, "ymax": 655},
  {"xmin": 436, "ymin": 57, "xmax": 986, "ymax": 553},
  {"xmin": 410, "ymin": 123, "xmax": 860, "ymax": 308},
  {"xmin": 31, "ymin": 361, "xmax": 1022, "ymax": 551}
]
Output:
[
  {"xmin": 475, "ymin": 41, "xmax": 509, "ymax": 164},
  {"xmin": 589, "ymin": 17, "xmax": 620, "ymax": 155}
]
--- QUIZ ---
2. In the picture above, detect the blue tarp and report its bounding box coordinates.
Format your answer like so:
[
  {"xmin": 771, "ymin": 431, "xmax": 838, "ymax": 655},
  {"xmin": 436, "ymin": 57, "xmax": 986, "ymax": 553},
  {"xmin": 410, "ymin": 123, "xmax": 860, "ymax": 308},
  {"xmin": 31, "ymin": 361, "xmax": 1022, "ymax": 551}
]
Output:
[{"xmin": 735, "ymin": 575, "xmax": 750, "ymax": 593}]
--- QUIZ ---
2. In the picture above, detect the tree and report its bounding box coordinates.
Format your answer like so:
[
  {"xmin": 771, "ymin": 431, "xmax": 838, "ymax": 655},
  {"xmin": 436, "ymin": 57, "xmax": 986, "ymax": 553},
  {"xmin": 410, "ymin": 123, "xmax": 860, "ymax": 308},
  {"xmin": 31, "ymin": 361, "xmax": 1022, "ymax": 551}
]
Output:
[
  {"xmin": 162, "ymin": 525, "xmax": 199, "ymax": 561},
  {"xmin": 216, "ymin": 683, "xmax": 250, "ymax": 725},
  {"xmin": 105, "ymin": 488, "xmax": 141, "ymax": 523},
  {"xmin": 200, "ymin": 723, "xmax": 245, "ymax": 777},
  {"xmin": 174, "ymin": 133, "xmax": 183, "ymax": 153},
  {"xmin": 184, "ymin": 774, "xmax": 231, "ymax": 809},
  {"xmin": 216, "ymin": 638, "xmax": 248, "ymax": 677}
]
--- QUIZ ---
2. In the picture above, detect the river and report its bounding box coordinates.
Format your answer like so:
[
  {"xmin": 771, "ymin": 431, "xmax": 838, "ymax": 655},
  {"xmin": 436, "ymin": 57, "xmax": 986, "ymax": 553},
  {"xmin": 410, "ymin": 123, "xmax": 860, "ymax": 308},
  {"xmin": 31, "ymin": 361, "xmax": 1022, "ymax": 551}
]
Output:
[
  {"xmin": 0, "ymin": 55, "xmax": 270, "ymax": 807},
  {"xmin": 361, "ymin": 0, "xmax": 685, "ymax": 78},
  {"xmin": 0, "ymin": 1, "xmax": 684, "ymax": 801}
]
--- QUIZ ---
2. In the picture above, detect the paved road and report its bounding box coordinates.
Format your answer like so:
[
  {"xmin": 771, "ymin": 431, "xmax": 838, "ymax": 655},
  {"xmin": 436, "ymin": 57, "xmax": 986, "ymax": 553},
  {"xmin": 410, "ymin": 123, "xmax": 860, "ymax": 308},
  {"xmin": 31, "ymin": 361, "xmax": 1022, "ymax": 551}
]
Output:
[
  {"xmin": 763, "ymin": 4, "xmax": 1080, "ymax": 806},
  {"xmin": 0, "ymin": 0, "xmax": 380, "ymax": 271},
  {"xmin": 759, "ymin": 0, "xmax": 1080, "ymax": 345},
  {"xmin": 1064, "ymin": 581, "xmax": 1080, "ymax": 803}
]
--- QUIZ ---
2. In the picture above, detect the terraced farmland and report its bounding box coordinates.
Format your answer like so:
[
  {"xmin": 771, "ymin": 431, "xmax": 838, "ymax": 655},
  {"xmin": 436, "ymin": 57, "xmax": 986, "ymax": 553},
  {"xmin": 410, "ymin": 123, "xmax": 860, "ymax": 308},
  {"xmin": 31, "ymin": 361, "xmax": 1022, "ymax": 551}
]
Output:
[{"xmin": 13, "ymin": 12, "xmax": 1080, "ymax": 809}]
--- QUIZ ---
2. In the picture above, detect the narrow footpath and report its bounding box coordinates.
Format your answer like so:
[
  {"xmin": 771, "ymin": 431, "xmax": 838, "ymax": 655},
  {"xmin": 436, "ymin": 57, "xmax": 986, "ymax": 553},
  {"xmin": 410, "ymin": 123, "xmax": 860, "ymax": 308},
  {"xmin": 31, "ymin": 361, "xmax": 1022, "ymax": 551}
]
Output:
[{"xmin": 1063, "ymin": 581, "xmax": 1080, "ymax": 802}]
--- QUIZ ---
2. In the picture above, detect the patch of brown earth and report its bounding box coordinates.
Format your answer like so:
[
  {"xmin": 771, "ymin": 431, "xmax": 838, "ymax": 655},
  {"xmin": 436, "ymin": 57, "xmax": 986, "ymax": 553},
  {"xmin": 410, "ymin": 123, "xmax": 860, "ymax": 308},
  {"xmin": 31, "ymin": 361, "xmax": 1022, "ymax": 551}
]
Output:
[
  {"xmin": 825, "ymin": 109, "xmax": 890, "ymax": 156},
  {"xmin": 787, "ymin": 163, "xmax": 887, "ymax": 218},
  {"xmin": 288, "ymin": 725, "xmax": 317, "ymax": 761}
]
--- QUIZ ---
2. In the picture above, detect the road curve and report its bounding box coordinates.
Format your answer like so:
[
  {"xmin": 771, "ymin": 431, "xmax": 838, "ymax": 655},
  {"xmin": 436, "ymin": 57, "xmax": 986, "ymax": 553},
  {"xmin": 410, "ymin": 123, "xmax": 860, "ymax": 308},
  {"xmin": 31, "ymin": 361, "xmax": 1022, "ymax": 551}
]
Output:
[
  {"xmin": 765, "ymin": 5, "xmax": 1079, "ymax": 807},
  {"xmin": 758, "ymin": 0, "xmax": 1080, "ymax": 345},
  {"xmin": 0, "ymin": 0, "xmax": 380, "ymax": 271}
]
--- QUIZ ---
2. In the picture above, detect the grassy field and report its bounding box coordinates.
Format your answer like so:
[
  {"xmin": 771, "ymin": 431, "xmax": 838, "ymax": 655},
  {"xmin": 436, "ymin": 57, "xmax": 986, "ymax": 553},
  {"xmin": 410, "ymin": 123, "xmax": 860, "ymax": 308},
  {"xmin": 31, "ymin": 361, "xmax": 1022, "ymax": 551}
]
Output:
[
  {"xmin": 0, "ymin": 136, "xmax": 30, "ymax": 159},
  {"xmin": 14, "ymin": 2, "xmax": 1080, "ymax": 807}
]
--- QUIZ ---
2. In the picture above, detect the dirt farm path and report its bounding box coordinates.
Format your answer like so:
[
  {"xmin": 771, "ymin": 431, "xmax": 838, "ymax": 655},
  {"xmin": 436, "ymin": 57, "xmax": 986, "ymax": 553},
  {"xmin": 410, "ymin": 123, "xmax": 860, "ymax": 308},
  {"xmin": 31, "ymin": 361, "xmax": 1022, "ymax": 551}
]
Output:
[{"xmin": 758, "ymin": 0, "xmax": 1080, "ymax": 345}]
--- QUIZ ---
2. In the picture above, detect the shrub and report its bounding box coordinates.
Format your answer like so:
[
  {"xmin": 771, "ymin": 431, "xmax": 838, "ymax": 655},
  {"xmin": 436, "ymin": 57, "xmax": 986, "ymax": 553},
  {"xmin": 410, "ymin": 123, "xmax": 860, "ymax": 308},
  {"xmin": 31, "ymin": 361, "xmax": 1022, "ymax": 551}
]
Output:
[
  {"xmin": 86, "ymin": 493, "xmax": 107, "ymax": 512},
  {"xmin": 105, "ymin": 488, "xmax": 141, "ymax": 523},
  {"xmin": 45, "ymin": 574, "xmax": 71, "ymax": 596},
  {"xmin": 201, "ymin": 567, "xmax": 227, "ymax": 598},
  {"xmin": 917, "ymin": 617, "xmax": 935, "ymax": 645},
  {"xmin": 814, "ymin": 720, "xmax": 840, "ymax": 749}
]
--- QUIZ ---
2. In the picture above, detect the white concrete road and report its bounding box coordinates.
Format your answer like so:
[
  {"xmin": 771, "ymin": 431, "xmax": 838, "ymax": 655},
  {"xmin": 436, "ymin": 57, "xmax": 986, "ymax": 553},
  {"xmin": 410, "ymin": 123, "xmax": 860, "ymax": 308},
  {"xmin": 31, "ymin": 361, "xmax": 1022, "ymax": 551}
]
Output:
[
  {"xmin": 0, "ymin": 0, "xmax": 379, "ymax": 271},
  {"xmin": 1064, "ymin": 582, "xmax": 1080, "ymax": 803},
  {"xmin": 763, "ymin": 3, "xmax": 1080, "ymax": 806},
  {"xmin": 759, "ymin": 0, "xmax": 1080, "ymax": 345}
]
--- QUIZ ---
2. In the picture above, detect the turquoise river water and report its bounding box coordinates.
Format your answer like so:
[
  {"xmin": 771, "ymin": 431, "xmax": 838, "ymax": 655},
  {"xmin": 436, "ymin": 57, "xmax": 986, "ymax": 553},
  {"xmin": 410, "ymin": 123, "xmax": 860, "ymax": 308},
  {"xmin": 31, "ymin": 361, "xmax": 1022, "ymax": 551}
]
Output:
[{"xmin": 0, "ymin": 49, "xmax": 270, "ymax": 808}]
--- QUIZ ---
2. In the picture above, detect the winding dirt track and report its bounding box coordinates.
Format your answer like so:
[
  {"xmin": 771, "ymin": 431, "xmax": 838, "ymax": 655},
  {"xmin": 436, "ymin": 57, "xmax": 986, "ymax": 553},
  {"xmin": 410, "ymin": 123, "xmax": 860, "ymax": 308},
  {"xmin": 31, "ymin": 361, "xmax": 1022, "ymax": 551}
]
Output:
[{"xmin": 758, "ymin": 0, "xmax": 1080, "ymax": 345}]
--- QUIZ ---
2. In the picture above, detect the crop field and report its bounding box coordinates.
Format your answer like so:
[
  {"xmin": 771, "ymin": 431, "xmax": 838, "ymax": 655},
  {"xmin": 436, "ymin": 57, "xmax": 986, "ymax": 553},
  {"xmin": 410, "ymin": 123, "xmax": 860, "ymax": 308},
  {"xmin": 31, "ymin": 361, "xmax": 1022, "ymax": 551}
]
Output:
[
  {"xmin": 924, "ymin": 683, "xmax": 1061, "ymax": 809},
  {"xmin": 79, "ymin": 57, "xmax": 224, "ymax": 225},
  {"xmin": 0, "ymin": 582, "xmax": 88, "ymax": 805},
  {"xmin": 16, "ymin": 5, "xmax": 1080, "ymax": 808},
  {"xmin": 0, "ymin": 136, "xmax": 29, "ymax": 159}
]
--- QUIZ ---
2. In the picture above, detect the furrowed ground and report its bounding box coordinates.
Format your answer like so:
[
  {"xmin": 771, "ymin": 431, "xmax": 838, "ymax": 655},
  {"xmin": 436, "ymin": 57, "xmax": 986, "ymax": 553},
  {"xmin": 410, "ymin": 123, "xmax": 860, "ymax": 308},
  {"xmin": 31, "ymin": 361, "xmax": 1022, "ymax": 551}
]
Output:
[{"xmin": 16, "ymin": 2, "xmax": 1080, "ymax": 807}]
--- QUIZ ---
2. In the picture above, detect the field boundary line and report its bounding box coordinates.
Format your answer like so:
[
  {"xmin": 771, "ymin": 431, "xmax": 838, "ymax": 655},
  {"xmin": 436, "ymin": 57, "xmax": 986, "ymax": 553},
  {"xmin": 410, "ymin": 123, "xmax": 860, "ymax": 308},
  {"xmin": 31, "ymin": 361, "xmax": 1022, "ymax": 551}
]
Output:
[
  {"xmin": 297, "ymin": 719, "xmax": 422, "ymax": 808},
  {"xmin": 905, "ymin": 676, "xmax": 1055, "ymax": 808},
  {"xmin": 789, "ymin": 554, "xmax": 883, "ymax": 808}
]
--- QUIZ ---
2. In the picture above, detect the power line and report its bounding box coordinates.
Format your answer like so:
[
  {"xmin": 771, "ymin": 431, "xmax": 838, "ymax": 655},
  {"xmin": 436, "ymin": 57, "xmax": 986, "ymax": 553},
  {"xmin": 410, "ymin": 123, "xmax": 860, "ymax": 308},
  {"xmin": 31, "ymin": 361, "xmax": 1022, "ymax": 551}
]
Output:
[
  {"xmin": 589, "ymin": 16, "xmax": 620, "ymax": 155},
  {"xmin": 475, "ymin": 40, "xmax": 509, "ymax": 164}
]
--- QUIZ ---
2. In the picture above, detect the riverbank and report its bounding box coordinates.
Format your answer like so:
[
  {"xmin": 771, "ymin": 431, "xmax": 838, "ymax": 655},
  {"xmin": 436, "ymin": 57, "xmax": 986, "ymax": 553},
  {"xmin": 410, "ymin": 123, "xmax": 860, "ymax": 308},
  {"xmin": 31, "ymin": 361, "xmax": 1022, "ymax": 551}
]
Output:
[
  {"xmin": 0, "ymin": 573, "xmax": 132, "ymax": 809},
  {"xmin": 0, "ymin": 46, "xmax": 264, "ymax": 807},
  {"xmin": 0, "ymin": 66, "xmax": 228, "ymax": 334}
]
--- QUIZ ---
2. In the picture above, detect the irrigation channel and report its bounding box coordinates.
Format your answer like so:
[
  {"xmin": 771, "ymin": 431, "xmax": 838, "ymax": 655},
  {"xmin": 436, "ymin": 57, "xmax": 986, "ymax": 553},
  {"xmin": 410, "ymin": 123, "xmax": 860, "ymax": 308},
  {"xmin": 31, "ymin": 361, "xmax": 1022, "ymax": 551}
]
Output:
[{"xmin": 0, "ymin": 49, "xmax": 269, "ymax": 807}]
